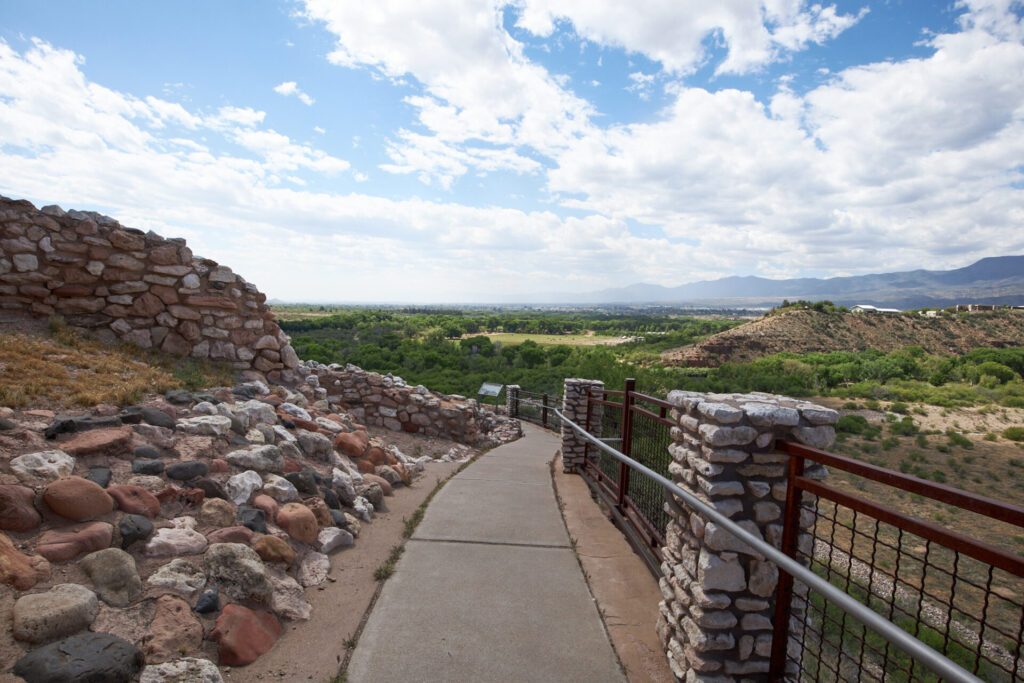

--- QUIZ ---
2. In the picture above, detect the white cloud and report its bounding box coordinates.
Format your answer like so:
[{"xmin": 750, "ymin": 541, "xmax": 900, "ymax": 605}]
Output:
[
  {"xmin": 626, "ymin": 71, "xmax": 655, "ymax": 100},
  {"xmin": 273, "ymin": 80, "xmax": 315, "ymax": 106},
  {"xmin": 514, "ymin": 0, "xmax": 866, "ymax": 75}
]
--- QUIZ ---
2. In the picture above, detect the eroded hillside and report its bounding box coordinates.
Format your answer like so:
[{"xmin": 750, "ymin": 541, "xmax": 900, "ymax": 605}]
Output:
[{"xmin": 662, "ymin": 309, "xmax": 1024, "ymax": 367}]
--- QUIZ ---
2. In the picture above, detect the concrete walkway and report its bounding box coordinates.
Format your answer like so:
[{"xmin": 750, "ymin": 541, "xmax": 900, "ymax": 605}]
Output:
[{"xmin": 346, "ymin": 424, "xmax": 626, "ymax": 682}]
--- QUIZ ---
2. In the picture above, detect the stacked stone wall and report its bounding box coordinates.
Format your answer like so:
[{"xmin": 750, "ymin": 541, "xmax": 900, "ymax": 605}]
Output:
[
  {"xmin": 656, "ymin": 391, "xmax": 835, "ymax": 680},
  {"xmin": 0, "ymin": 196, "xmax": 299, "ymax": 378},
  {"xmin": 309, "ymin": 363, "xmax": 482, "ymax": 444},
  {"xmin": 560, "ymin": 378, "xmax": 604, "ymax": 473}
]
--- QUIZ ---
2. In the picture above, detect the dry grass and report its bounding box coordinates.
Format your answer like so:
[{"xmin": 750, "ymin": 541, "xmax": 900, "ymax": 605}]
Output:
[{"xmin": 0, "ymin": 320, "xmax": 235, "ymax": 408}]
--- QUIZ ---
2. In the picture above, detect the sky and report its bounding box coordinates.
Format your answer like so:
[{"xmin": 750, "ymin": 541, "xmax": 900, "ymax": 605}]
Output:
[{"xmin": 1, "ymin": 1, "xmax": 1022, "ymax": 303}]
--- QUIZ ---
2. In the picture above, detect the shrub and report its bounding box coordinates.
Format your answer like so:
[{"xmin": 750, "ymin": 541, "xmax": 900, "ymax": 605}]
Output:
[
  {"xmin": 837, "ymin": 414, "xmax": 869, "ymax": 435},
  {"xmin": 947, "ymin": 431, "xmax": 974, "ymax": 449},
  {"xmin": 890, "ymin": 402, "xmax": 909, "ymax": 414},
  {"xmin": 881, "ymin": 437, "xmax": 900, "ymax": 450},
  {"xmin": 890, "ymin": 417, "xmax": 919, "ymax": 436},
  {"xmin": 1001, "ymin": 396, "xmax": 1024, "ymax": 408},
  {"xmin": 1004, "ymin": 427, "xmax": 1024, "ymax": 442}
]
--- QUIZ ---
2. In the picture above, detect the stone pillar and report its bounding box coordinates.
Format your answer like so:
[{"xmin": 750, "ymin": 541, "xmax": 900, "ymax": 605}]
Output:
[
  {"xmin": 560, "ymin": 378, "xmax": 604, "ymax": 473},
  {"xmin": 506, "ymin": 385, "xmax": 520, "ymax": 418},
  {"xmin": 656, "ymin": 392, "xmax": 835, "ymax": 681}
]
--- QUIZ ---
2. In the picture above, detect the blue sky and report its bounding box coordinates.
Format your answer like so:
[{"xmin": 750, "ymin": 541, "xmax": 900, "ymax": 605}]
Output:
[{"xmin": 1, "ymin": 1, "xmax": 1022, "ymax": 302}]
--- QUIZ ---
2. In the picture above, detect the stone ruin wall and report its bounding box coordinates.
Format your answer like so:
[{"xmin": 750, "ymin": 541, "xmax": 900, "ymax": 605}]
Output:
[
  {"xmin": 560, "ymin": 380, "xmax": 836, "ymax": 682},
  {"xmin": 306, "ymin": 363, "xmax": 484, "ymax": 445},
  {"xmin": 0, "ymin": 196, "xmax": 299, "ymax": 379}
]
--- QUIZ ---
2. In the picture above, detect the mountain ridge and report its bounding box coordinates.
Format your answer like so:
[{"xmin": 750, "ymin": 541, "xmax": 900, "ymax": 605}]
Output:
[{"xmin": 566, "ymin": 255, "xmax": 1024, "ymax": 309}]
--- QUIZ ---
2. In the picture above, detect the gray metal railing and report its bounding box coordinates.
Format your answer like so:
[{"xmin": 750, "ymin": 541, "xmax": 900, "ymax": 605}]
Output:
[{"xmin": 518, "ymin": 397, "xmax": 982, "ymax": 683}]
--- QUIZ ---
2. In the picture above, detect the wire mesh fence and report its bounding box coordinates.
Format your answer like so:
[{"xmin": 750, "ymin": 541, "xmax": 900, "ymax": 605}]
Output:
[{"xmin": 512, "ymin": 389, "xmax": 559, "ymax": 430}]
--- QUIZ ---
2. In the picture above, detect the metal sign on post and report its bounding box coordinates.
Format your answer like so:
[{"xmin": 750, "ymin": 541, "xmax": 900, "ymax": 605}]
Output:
[{"xmin": 477, "ymin": 382, "xmax": 503, "ymax": 408}]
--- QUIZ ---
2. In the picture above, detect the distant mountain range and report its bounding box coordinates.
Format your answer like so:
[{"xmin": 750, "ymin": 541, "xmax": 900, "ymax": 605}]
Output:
[{"xmin": 557, "ymin": 255, "xmax": 1024, "ymax": 309}]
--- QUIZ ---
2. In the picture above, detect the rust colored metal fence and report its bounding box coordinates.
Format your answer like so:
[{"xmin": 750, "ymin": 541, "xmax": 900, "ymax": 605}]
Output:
[
  {"xmin": 509, "ymin": 388, "xmax": 557, "ymax": 430},
  {"xmin": 581, "ymin": 379, "xmax": 674, "ymax": 573},
  {"xmin": 772, "ymin": 439, "xmax": 1024, "ymax": 681}
]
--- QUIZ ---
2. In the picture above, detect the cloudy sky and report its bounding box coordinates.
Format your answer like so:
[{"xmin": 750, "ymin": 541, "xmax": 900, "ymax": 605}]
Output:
[{"xmin": 1, "ymin": 1, "xmax": 1022, "ymax": 303}]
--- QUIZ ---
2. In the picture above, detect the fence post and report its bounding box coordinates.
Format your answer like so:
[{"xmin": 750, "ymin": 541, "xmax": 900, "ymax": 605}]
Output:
[
  {"xmin": 506, "ymin": 384, "xmax": 520, "ymax": 418},
  {"xmin": 542, "ymin": 393, "xmax": 549, "ymax": 428},
  {"xmin": 769, "ymin": 450, "xmax": 806, "ymax": 678},
  {"xmin": 560, "ymin": 378, "xmax": 604, "ymax": 473},
  {"xmin": 656, "ymin": 392, "xmax": 834, "ymax": 679},
  {"xmin": 618, "ymin": 378, "xmax": 636, "ymax": 510}
]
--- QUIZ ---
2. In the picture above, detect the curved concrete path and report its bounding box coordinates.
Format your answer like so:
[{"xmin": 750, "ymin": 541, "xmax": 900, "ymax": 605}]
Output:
[{"xmin": 347, "ymin": 423, "xmax": 626, "ymax": 682}]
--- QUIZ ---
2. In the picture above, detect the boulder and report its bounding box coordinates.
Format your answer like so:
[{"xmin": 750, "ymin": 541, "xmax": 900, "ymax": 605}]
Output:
[
  {"xmin": 296, "ymin": 550, "xmax": 330, "ymax": 587},
  {"xmin": 11, "ymin": 450, "xmax": 75, "ymax": 482},
  {"xmin": 176, "ymin": 415, "xmax": 232, "ymax": 437},
  {"xmin": 262, "ymin": 474, "xmax": 298, "ymax": 502},
  {"xmin": 276, "ymin": 503, "xmax": 318, "ymax": 544},
  {"xmin": 0, "ymin": 531, "xmax": 50, "ymax": 589},
  {"xmin": 144, "ymin": 527, "xmax": 208, "ymax": 557},
  {"xmin": 225, "ymin": 470, "xmax": 263, "ymax": 505},
  {"xmin": 198, "ymin": 498, "xmax": 236, "ymax": 527},
  {"xmin": 206, "ymin": 526, "xmax": 254, "ymax": 544},
  {"xmin": 225, "ymin": 445, "xmax": 284, "ymax": 472},
  {"xmin": 266, "ymin": 566, "xmax": 311, "ymax": 621},
  {"xmin": 36, "ymin": 522, "xmax": 113, "ymax": 562},
  {"xmin": 251, "ymin": 493, "xmax": 279, "ymax": 522},
  {"xmin": 42, "ymin": 476, "xmax": 114, "ymax": 521},
  {"xmin": 139, "ymin": 657, "xmax": 223, "ymax": 683},
  {"xmin": 13, "ymin": 632, "xmax": 143, "ymax": 683},
  {"xmin": 166, "ymin": 461, "xmax": 209, "ymax": 480},
  {"xmin": 80, "ymin": 548, "xmax": 141, "ymax": 606},
  {"xmin": 284, "ymin": 470, "xmax": 318, "ymax": 495},
  {"xmin": 12, "ymin": 583, "xmax": 98, "ymax": 644},
  {"xmin": 119, "ymin": 514, "xmax": 154, "ymax": 548},
  {"xmin": 362, "ymin": 473, "xmax": 393, "ymax": 496},
  {"xmin": 253, "ymin": 535, "xmax": 295, "ymax": 565},
  {"xmin": 143, "ymin": 595, "xmax": 203, "ymax": 663},
  {"xmin": 60, "ymin": 426, "xmax": 133, "ymax": 457},
  {"xmin": 302, "ymin": 497, "xmax": 333, "ymax": 527},
  {"xmin": 333, "ymin": 430, "xmax": 368, "ymax": 458},
  {"xmin": 237, "ymin": 507, "xmax": 267, "ymax": 533},
  {"xmin": 107, "ymin": 484, "xmax": 161, "ymax": 518},
  {"xmin": 0, "ymin": 484, "xmax": 42, "ymax": 531},
  {"xmin": 146, "ymin": 558, "xmax": 206, "ymax": 598},
  {"xmin": 209, "ymin": 604, "xmax": 282, "ymax": 667},
  {"xmin": 203, "ymin": 543, "xmax": 272, "ymax": 603},
  {"xmin": 318, "ymin": 527, "xmax": 355, "ymax": 554},
  {"xmin": 295, "ymin": 429, "xmax": 333, "ymax": 460}
]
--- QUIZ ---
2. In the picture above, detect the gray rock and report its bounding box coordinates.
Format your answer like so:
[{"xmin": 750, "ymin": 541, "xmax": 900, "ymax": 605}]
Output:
[
  {"xmin": 225, "ymin": 470, "xmax": 263, "ymax": 505},
  {"xmin": 11, "ymin": 450, "xmax": 75, "ymax": 482},
  {"xmin": 119, "ymin": 514, "xmax": 154, "ymax": 548},
  {"xmin": 203, "ymin": 543, "xmax": 272, "ymax": 603},
  {"xmin": 166, "ymin": 461, "xmax": 208, "ymax": 480},
  {"xmin": 266, "ymin": 567, "xmax": 311, "ymax": 621},
  {"xmin": 262, "ymin": 474, "xmax": 299, "ymax": 502},
  {"xmin": 14, "ymin": 632, "xmax": 143, "ymax": 683},
  {"xmin": 132, "ymin": 459, "xmax": 164, "ymax": 475},
  {"xmin": 176, "ymin": 415, "xmax": 232, "ymax": 437},
  {"xmin": 225, "ymin": 445, "xmax": 284, "ymax": 473},
  {"xmin": 80, "ymin": 548, "xmax": 142, "ymax": 606},
  {"xmin": 147, "ymin": 558, "xmax": 207, "ymax": 598},
  {"xmin": 277, "ymin": 402, "xmax": 311, "ymax": 422},
  {"xmin": 296, "ymin": 550, "xmax": 329, "ymax": 587},
  {"xmin": 144, "ymin": 528, "xmax": 208, "ymax": 557},
  {"xmin": 140, "ymin": 657, "xmax": 223, "ymax": 682},
  {"xmin": 86, "ymin": 466, "xmax": 111, "ymax": 488},
  {"xmin": 318, "ymin": 527, "xmax": 354, "ymax": 554},
  {"xmin": 295, "ymin": 429, "xmax": 333, "ymax": 460},
  {"xmin": 13, "ymin": 584, "xmax": 99, "ymax": 644},
  {"xmin": 284, "ymin": 470, "xmax": 318, "ymax": 495}
]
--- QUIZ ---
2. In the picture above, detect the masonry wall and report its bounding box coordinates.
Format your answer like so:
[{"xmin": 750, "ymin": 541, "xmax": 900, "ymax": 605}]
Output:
[
  {"xmin": 310, "ymin": 363, "xmax": 483, "ymax": 444},
  {"xmin": 0, "ymin": 196, "xmax": 299, "ymax": 378},
  {"xmin": 560, "ymin": 380, "xmax": 836, "ymax": 682}
]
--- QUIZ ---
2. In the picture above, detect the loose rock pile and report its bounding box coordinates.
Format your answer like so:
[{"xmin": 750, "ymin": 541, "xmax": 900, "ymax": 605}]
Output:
[{"xmin": 0, "ymin": 374, "xmax": 521, "ymax": 681}]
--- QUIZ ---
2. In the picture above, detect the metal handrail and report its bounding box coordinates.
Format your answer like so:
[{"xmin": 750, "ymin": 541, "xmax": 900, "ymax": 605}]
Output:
[{"xmin": 517, "ymin": 397, "xmax": 982, "ymax": 683}]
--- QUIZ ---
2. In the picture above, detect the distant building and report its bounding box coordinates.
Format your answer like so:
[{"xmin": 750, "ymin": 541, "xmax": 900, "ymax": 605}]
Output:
[
  {"xmin": 919, "ymin": 310, "xmax": 940, "ymax": 318},
  {"xmin": 955, "ymin": 304, "xmax": 997, "ymax": 313},
  {"xmin": 852, "ymin": 304, "xmax": 901, "ymax": 314}
]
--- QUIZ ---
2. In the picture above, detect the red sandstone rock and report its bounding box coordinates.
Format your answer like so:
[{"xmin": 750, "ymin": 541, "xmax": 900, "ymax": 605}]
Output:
[
  {"xmin": 129, "ymin": 292, "xmax": 165, "ymax": 317},
  {"xmin": 148, "ymin": 245, "xmax": 180, "ymax": 265},
  {"xmin": 253, "ymin": 535, "xmax": 295, "ymax": 565},
  {"xmin": 251, "ymin": 494, "xmax": 278, "ymax": 522},
  {"xmin": 206, "ymin": 526, "xmax": 254, "ymax": 545},
  {"xmin": 43, "ymin": 476, "xmax": 114, "ymax": 520},
  {"xmin": 302, "ymin": 497, "xmax": 333, "ymax": 526},
  {"xmin": 275, "ymin": 503, "xmax": 318, "ymax": 545},
  {"xmin": 282, "ymin": 458, "xmax": 301, "ymax": 474},
  {"xmin": 286, "ymin": 416, "xmax": 320, "ymax": 432},
  {"xmin": 61, "ymin": 426, "xmax": 133, "ymax": 457},
  {"xmin": 362, "ymin": 473, "xmax": 393, "ymax": 496},
  {"xmin": 144, "ymin": 595, "xmax": 203, "ymax": 663},
  {"xmin": 366, "ymin": 446, "xmax": 387, "ymax": 467},
  {"xmin": 156, "ymin": 486, "xmax": 205, "ymax": 508},
  {"xmin": 211, "ymin": 604, "xmax": 282, "ymax": 666},
  {"xmin": 0, "ymin": 485, "xmax": 42, "ymax": 532},
  {"xmin": 334, "ymin": 430, "xmax": 369, "ymax": 458},
  {"xmin": 209, "ymin": 459, "xmax": 229, "ymax": 473},
  {"xmin": 107, "ymin": 485, "xmax": 161, "ymax": 519},
  {"xmin": 36, "ymin": 521, "xmax": 113, "ymax": 562},
  {"xmin": 393, "ymin": 463, "xmax": 412, "ymax": 486},
  {"xmin": 384, "ymin": 450, "xmax": 399, "ymax": 467},
  {"xmin": 53, "ymin": 284, "xmax": 92, "ymax": 297},
  {"xmin": 185, "ymin": 295, "xmax": 237, "ymax": 310},
  {"xmin": 0, "ymin": 532, "xmax": 50, "ymax": 589},
  {"xmin": 354, "ymin": 458, "xmax": 375, "ymax": 474}
]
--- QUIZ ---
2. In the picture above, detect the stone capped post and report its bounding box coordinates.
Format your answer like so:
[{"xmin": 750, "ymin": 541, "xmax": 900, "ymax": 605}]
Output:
[
  {"xmin": 656, "ymin": 391, "xmax": 835, "ymax": 681},
  {"xmin": 560, "ymin": 379, "xmax": 604, "ymax": 473},
  {"xmin": 506, "ymin": 385, "xmax": 520, "ymax": 418}
]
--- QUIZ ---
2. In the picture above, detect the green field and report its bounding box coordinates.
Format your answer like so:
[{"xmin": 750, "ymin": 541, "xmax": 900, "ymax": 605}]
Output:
[{"xmin": 479, "ymin": 332, "xmax": 625, "ymax": 346}]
